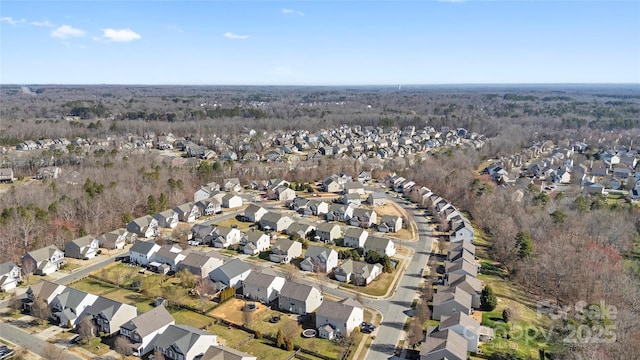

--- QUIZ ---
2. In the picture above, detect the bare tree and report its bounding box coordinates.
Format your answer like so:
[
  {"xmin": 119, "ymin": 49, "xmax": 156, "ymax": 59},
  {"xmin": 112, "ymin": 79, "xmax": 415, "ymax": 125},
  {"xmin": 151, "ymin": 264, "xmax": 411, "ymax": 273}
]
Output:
[
  {"xmin": 153, "ymin": 350, "xmax": 166, "ymax": 360},
  {"xmin": 77, "ymin": 316, "xmax": 96, "ymax": 342},
  {"xmin": 31, "ymin": 297, "xmax": 50, "ymax": 325},
  {"xmin": 114, "ymin": 336, "xmax": 133, "ymax": 358},
  {"xmin": 42, "ymin": 344, "xmax": 66, "ymax": 360},
  {"xmin": 281, "ymin": 263, "xmax": 300, "ymax": 281},
  {"xmin": 405, "ymin": 317, "xmax": 424, "ymax": 349}
]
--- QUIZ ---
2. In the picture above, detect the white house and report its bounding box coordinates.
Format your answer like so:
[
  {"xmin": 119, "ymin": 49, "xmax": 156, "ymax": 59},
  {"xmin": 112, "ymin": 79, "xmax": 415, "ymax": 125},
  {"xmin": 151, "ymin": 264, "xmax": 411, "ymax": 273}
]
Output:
[
  {"xmin": 21, "ymin": 245, "xmax": 66, "ymax": 276},
  {"xmin": 344, "ymin": 228, "xmax": 369, "ymax": 248},
  {"xmin": 364, "ymin": 236, "xmax": 396, "ymax": 257},
  {"xmin": 316, "ymin": 298, "xmax": 363, "ymax": 339},
  {"xmin": 222, "ymin": 194, "xmax": 243, "ymax": 209},
  {"xmin": 278, "ymin": 282, "xmax": 323, "ymax": 315},
  {"xmin": 242, "ymin": 269, "xmax": 285, "ymax": 304},
  {"xmin": 241, "ymin": 231, "xmax": 271, "ymax": 255},
  {"xmin": 64, "ymin": 235, "xmax": 100, "ymax": 260},
  {"xmin": 244, "ymin": 204, "xmax": 268, "ymax": 223},
  {"xmin": 129, "ymin": 241, "xmax": 161, "ymax": 266},
  {"xmin": 151, "ymin": 324, "xmax": 218, "ymax": 360},
  {"xmin": 269, "ymin": 239, "xmax": 303, "ymax": 264},
  {"xmin": 0, "ymin": 262, "xmax": 22, "ymax": 291},
  {"xmin": 300, "ymin": 245, "xmax": 338, "ymax": 273},
  {"xmin": 333, "ymin": 260, "xmax": 383, "ymax": 286},
  {"xmin": 120, "ymin": 305, "xmax": 175, "ymax": 356},
  {"xmin": 209, "ymin": 259, "xmax": 252, "ymax": 288}
]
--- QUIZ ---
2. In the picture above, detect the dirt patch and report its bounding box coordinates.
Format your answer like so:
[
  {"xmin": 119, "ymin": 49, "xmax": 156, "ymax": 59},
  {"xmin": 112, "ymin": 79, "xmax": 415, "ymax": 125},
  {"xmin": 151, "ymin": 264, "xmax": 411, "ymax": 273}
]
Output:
[
  {"xmin": 208, "ymin": 298, "xmax": 268, "ymax": 325},
  {"xmin": 370, "ymin": 203, "xmax": 405, "ymax": 218}
]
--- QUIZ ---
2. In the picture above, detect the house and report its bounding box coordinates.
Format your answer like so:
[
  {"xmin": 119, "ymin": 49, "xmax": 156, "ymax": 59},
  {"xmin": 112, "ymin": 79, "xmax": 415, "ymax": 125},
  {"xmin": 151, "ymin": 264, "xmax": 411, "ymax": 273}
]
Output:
[
  {"xmin": 432, "ymin": 287, "xmax": 473, "ymax": 320},
  {"xmin": 315, "ymin": 223, "xmax": 342, "ymax": 243},
  {"xmin": 153, "ymin": 245, "xmax": 186, "ymax": 271},
  {"xmin": 21, "ymin": 245, "xmax": 66, "ymax": 276},
  {"xmin": 268, "ymin": 185, "xmax": 296, "ymax": 202},
  {"xmin": 22, "ymin": 280, "xmax": 66, "ymax": 312},
  {"xmin": 286, "ymin": 222, "xmax": 316, "ymax": 239},
  {"xmin": 278, "ymin": 282, "xmax": 323, "ymax": 315},
  {"xmin": 154, "ymin": 209, "xmax": 179, "ymax": 229},
  {"xmin": 151, "ymin": 324, "xmax": 218, "ymax": 360},
  {"xmin": 342, "ymin": 193, "xmax": 362, "ymax": 206},
  {"xmin": 174, "ymin": 203, "xmax": 201, "ymax": 223},
  {"xmin": 0, "ymin": 168, "xmax": 14, "ymax": 183},
  {"xmin": 0, "ymin": 262, "xmax": 22, "ymax": 292},
  {"xmin": 97, "ymin": 228, "xmax": 134, "ymax": 250},
  {"xmin": 420, "ymin": 329, "xmax": 468, "ymax": 360},
  {"xmin": 120, "ymin": 305, "xmax": 175, "ymax": 356},
  {"xmin": 343, "ymin": 181, "xmax": 365, "ymax": 195},
  {"xmin": 322, "ymin": 178, "xmax": 342, "ymax": 193},
  {"xmin": 209, "ymin": 259, "xmax": 252, "ymax": 288},
  {"xmin": 176, "ymin": 251, "xmax": 223, "ymax": 278},
  {"xmin": 199, "ymin": 346, "xmax": 256, "ymax": 360},
  {"xmin": 378, "ymin": 215, "xmax": 402, "ymax": 233},
  {"xmin": 244, "ymin": 204, "xmax": 268, "ymax": 223},
  {"xmin": 333, "ymin": 260, "xmax": 382, "ymax": 286},
  {"xmin": 129, "ymin": 240, "xmax": 161, "ymax": 266},
  {"xmin": 326, "ymin": 203, "xmax": 354, "ymax": 222},
  {"xmin": 450, "ymin": 220, "xmax": 474, "ymax": 243},
  {"xmin": 433, "ymin": 312, "xmax": 481, "ymax": 352},
  {"xmin": 127, "ymin": 215, "xmax": 159, "ymax": 238},
  {"xmin": 241, "ymin": 231, "xmax": 271, "ymax": 255},
  {"xmin": 445, "ymin": 257, "xmax": 479, "ymax": 278},
  {"xmin": 269, "ymin": 239, "xmax": 303, "ymax": 264},
  {"xmin": 344, "ymin": 228, "xmax": 369, "ymax": 248},
  {"xmin": 447, "ymin": 248, "xmax": 476, "ymax": 265},
  {"xmin": 82, "ymin": 296, "xmax": 138, "ymax": 336},
  {"xmin": 196, "ymin": 198, "xmax": 222, "ymax": 216},
  {"xmin": 308, "ymin": 199, "xmax": 329, "ymax": 216},
  {"xmin": 64, "ymin": 235, "xmax": 99, "ymax": 260},
  {"xmin": 357, "ymin": 171, "xmax": 372, "ymax": 183},
  {"xmin": 349, "ymin": 208, "xmax": 377, "ymax": 228},
  {"xmin": 211, "ymin": 226, "xmax": 242, "ymax": 248},
  {"xmin": 300, "ymin": 245, "xmax": 338, "ymax": 273},
  {"xmin": 316, "ymin": 298, "xmax": 364, "ymax": 339},
  {"xmin": 447, "ymin": 241, "xmax": 476, "ymax": 261},
  {"xmin": 242, "ymin": 269, "xmax": 286, "ymax": 304},
  {"xmin": 191, "ymin": 223, "xmax": 217, "ymax": 244},
  {"xmin": 36, "ymin": 166, "xmax": 61, "ymax": 180},
  {"xmin": 223, "ymin": 178, "xmax": 242, "ymax": 193},
  {"xmin": 260, "ymin": 212, "xmax": 294, "ymax": 232},
  {"xmin": 50, "ymin": 287, "xmax": 98, "ymax": 328},
  {"xmin": 221, "ymin": 194, "xmax": 243, "ymax": 209},
  {"xmin": 366, "ymin": 192, "xmax": 387, "ymax": 206},
  {"xmin": 363, "ymin": 236, "xmax": 396, "ymax": 257}
]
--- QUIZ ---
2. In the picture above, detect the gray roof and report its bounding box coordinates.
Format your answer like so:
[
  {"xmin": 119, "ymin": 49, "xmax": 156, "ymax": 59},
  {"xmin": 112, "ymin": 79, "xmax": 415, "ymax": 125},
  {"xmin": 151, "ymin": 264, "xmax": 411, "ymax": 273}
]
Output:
[
  {"xmin": 201, "ymin": 345, "xmax": 256, "ymax": 360},
  {"xmin": 365, "ymin": 236, "xmax": 393, "ymax": 250},
  {"xmin": 344, "ymin": 227, "xmax": 368, "ymax": 239},
  {"xmin": 27, "ymin": 280, "xmax": 64, "ymax": 302},
  {"xmin": 420, "ymin": 329, "xmax": 468, "ymax": 360},
  {"xmin": 151, "ymin": 324, "xmax": 213, "ymax": 354},
  {"xmin": 120, "ymin": 305, "xmax": 174, "ymax": 337},
  {"xmin": 280, "ymin": 282, "xmax": 319, "ymax": 302},
  {"xmin": 316, "ymin": 222, "xmax": 340, "ymax": 232},
  {"xmin": 438, "ymin": 312, "xmax": 480, "ymax": 332},
  {"xmin": 272, "ymin": 238, "xmax": 299, "ymax": 252},
  {"xmin": 85, "ymin": 296, "xmax": 134, "ymax": 321},
  {"xmin": 433, "ymin": 287, "xmax": 473, "ymax": 308},
  {"xmin": 54, "ymin": 287, "xmax": 91, "ymax": 310},
  {"xmin": 130, "ymin": 240, "xmax": 158, "ymax": 255},
  {"xmin": 26, "ymin": 245, "xmax": 62, "ymax": 263},
  {"xmin": 316, "ymin": 298, "xmax": 361, "ymax": 322},
  {"xmin": 211, "ymin": 259, "xmax": 251, "ymax": 281},
  {"xmin": 446, "ymin": 274, "xmax": 482, "ymax": 293},
  {"xmin": 336, "ymin": 259, "xmax": 382, "ymax": 277},
  {"xmin": 243, "ymin": 269, "xmax": 280, "ymax": 288},
  {"xmin": 304, "ymin": 245, "xmax": 336, "ymax": 260},
  {"xmin": 69, "ymin": 235, "xmax": 95, "ymax": 247},
  {"xmin": 0, "ymin": 261, "xmax": 19, "ymax": 275},
  {"xmin": 180, "ymin": 252, "xmax": 216, "ymax": 268}
]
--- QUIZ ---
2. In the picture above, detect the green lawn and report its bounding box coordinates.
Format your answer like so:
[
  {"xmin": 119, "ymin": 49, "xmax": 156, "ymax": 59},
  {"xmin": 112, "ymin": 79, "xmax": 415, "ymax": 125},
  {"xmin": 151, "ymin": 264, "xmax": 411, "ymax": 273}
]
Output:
[{"xmin": 79, "ymin": 336, "xmax": 112, "ymax": 356}]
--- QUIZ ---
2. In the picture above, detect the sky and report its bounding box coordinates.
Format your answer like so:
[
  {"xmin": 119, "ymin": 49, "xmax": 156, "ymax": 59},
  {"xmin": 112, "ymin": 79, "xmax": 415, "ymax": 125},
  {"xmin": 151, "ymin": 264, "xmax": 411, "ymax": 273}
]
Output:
[{"xmin": 1, "ymin": 1, "xmax": 639, "ymax": 85}]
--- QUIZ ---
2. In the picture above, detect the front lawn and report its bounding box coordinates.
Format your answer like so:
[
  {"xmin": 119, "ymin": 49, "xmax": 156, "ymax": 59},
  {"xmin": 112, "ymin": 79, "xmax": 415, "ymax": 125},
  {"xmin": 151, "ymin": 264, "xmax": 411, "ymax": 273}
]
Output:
[{"xmin": 339, "ymin": 260, "xmax": 401, "ymax": 296}]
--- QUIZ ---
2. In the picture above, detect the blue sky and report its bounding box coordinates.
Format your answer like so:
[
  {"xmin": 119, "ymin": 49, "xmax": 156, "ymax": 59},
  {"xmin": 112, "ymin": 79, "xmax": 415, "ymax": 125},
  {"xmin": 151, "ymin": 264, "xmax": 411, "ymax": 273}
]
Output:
[{"xmin": 1, "ymin": 1, "xmax": 639, "ymax": 85}]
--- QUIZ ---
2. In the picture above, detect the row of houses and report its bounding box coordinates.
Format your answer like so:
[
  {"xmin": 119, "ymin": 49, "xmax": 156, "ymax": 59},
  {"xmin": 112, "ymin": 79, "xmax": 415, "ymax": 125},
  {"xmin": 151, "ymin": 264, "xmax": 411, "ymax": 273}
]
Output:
[{"xmin": 22, "ymin": 280, "xmax": 255, "ymax": 360}]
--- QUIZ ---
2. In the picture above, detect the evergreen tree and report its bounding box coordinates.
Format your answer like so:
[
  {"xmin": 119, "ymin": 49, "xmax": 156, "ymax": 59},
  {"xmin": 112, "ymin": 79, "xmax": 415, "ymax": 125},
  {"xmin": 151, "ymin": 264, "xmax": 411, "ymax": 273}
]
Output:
[{"xmin": 481, "ymin": 285, "xmax": 498, "ymax": 311}]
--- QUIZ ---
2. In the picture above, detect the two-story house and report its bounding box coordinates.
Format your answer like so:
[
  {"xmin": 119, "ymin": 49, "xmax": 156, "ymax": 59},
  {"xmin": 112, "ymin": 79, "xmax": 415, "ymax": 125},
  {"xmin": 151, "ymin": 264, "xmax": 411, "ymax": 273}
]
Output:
[
  {"xmin": 127, "ymin": 215, "xmax": 159, "ymax": 238},
  {"xmin": 244, "ymin": 204, "xmax": 268, "ymax": 223},
  {"xmin": 269, "ymin": 239, "xmax": 303, "ymax": 264},
  {"xmin": 343, "ymin": 228, "xmax": 369, "ymax": 248},
  {"xmin": 300, "ymin": 245, "xmax": 338, "ymax": 273},
  {"xmin": 154, "ymin": 209, "xmax": 179, "ymax": 229},
  {"xmin": 50, "ymin": 287, "xmax": 98, "ymax": 328},
  {"xmin": 97, "ymin": 228, "xmax": 134, "ymax": 250},
  {"xmin": 333, "ymin": 259, "xmax": 383, "ymax": 286},
  {"xmin": 0, "ymin": 261, "xmax": 22, "ymax": 291},
  {"xmin": 64, "ymin": 235, "xmax": 100, "ymax": 260},
  {"xmin": 22, "ymin": 245, "xmax": 66, "ymax": 276},
  {"xmin": 260, "ymin": 212, "xmax": 294, "ymax": 233},
  {"xmin": 176, "ymin": 252, "xmax": 223, "ymax": 278},
  {"xmin": 209, "ymin": 259, "xmax": 252, "ymax": 289},
  {"xmin": 151, "ymin": 324, "xmax": 218, "ymax": 360},
  {"xmin": 315, "ymin": 223, "xmax": 342, "ymax": 243},
  {"xmin": 173, "ymin": 203, "xmax": 201, "ymax": 223},
  {"xmin": 129, "ymin": 241, "xmax": 161, "ymax": 266},
  {"xmin": 316, "ymin": 298, "xmax": 364, "ymax": 339},
  {"xmin": 278, "ymin": 282, "xmax": 323, "ymax": 315},
  {"xmin": 82, "ymin": 296, "xmax": 138, "ymax": 336},
  {"xmin": 120, "ymin": 305, "xmax": 175, "ymax": 356},
  {"xmin": 211, "ymin": 226, "xmax": 242, "ymax": 248},
  {"xmin": 241, "ymin": 231, "xmax": 271, "ymax": 255},
  {"xmin": 242, "ymin": 269, "xmax": 285, "ymax": 304},
  {"xmin": 363, "ymin": 236, "xmax": 396, "ymax": 257}
]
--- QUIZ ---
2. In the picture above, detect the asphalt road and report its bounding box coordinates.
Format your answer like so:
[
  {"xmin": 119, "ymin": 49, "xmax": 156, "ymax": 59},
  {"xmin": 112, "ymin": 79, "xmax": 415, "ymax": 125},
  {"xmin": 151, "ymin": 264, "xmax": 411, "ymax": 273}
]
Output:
[{"xmin": 0, "ymin": 322, "xmax": 83, "ymax": 360}]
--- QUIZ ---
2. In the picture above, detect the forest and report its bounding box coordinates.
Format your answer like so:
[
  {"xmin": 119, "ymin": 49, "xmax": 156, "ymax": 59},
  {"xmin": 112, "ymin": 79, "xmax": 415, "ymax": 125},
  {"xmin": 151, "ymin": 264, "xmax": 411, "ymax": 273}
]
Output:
[{"xmin": 1, "ymin": 84, "xmax": 639, "ymax": 359}]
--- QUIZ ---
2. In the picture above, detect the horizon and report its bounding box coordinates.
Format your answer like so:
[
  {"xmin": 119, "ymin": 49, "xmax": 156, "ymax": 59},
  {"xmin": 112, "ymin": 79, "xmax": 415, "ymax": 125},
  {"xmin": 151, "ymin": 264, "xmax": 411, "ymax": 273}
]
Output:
[{"xmin": 2, "ymin": 1, "xmax": 639, "ymax": 85}]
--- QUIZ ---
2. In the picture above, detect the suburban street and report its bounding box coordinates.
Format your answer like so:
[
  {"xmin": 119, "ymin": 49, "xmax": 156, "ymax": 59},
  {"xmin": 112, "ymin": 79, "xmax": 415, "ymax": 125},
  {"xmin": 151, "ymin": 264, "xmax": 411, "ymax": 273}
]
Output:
[{"xmin": 0, "ymin": 322, "xmax": 83, "ymax": 360}]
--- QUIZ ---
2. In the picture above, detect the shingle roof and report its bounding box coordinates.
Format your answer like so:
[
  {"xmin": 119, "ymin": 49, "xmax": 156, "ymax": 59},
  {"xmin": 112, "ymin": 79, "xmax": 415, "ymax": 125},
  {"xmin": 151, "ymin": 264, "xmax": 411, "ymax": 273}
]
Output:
[
  {"xmin": 280, "ymin": 282, "xmax": 319, "ymax": 302},
  {"xmin": 316, "ymin": 298, "xmax": 361, "ymax": 322},
  {"xmin": 120, "ymin": 305, "xmax": 174, "ymax": 337}
]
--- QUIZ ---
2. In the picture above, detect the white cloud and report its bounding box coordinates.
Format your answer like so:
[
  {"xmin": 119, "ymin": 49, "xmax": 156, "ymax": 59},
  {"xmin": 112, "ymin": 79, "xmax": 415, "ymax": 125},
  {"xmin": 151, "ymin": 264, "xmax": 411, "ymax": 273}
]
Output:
[
  {"xmin": 1, "ymin": 17, "xmax": 26, "ymax": 25},
  {"xmin": 31, "ymin": 20, "xmax": 55, "ymax": 27},
  {"xmin": 224, "ymin": 32, "xmax": 249, "ymax": 39},
  {"xmin": 51, "ymin": 25, "xmax": 85, "ymax": 39},
  {"xmin": 101, "ymin": 28, "xmax": 141, "ymax": 42},
  {"xmin": 282, "ymin": 8, "xmax": 304, "ymax": 16}
]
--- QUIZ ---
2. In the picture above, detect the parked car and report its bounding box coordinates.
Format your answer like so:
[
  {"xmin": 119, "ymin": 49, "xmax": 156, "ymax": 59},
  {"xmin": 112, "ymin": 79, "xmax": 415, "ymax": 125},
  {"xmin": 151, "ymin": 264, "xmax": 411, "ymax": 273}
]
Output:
[{"xmin": 0, "ymin": 345, "xmax": 14, "ymax": 359}]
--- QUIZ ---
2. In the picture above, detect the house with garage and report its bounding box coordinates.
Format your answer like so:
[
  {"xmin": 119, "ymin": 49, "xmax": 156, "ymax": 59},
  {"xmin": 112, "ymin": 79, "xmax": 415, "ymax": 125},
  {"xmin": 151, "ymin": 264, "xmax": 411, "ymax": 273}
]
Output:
[
  {"xmin": 21, "ymin": 245, "xmax": 66, "ymax": 276},
  {"xmin": 432, "ymin": 287, "xmax": 473, "ymax": 320},
  {"xmin": 366, "ymin": 192, "xmax": 387, "ymax": 207},
  {"xmin": 450, "ymin": 219, "xmax": 474, "ymax": 243},
  {"xmin": 211, "ymin": 226, "xmax": 242, "ymax": 248},
  {"xmin": 97, "ymin": 228, "xmax": 134, "ymax": 250},
  {"xmin": 22, "ymin": 280, "xmax": 66, "ymax": 313},
  {"xmin": 195, "ymin": 198, "xmax": 221, "ymax": 217},
  {"xmin": 260, "ymin": 212, "xmax": 294, "ymax": 232},
  {"xmin": 151, "ymin": 324, "xmax": 218, "ymax": 360},
  {"xmin": 348, "ymin": 208, "xmax": 377, "ymax": 228},
  {"xmin": 420, "ymin": 328, "xmax": 468, "ymax": 360},
  {"xmin": 326, "ymin": 203, "xmax": 354, "ymax": 222},
  {"xmin": 344, "ymin": 228, "xmax": 369, "ymax": 248},
  {"xmin": 129, "ymin": 240, "xmax": 161, "ymax": 266},
  {"xmin": 364, "ymin": 236, "xmax": 396, "ymax": 257},
  {"xmin": 447, "ymin": 241, "xmax": 476, "ymax": 261},
  {"xmin": 82, "ymin": 296, "xmax": 138, "ymax": 336},
  {"xmin": 286, "ymin": 221, "xmax": 316, "ymax": 240},
  {"xmin": 378, "ymin": 215, "xmax": 403, "ymax": 233},
  {"xmin": 268, "ymin": 185, "xmax": 296, "ymax": 202},
  {"xmin": 343, "ymin": 181, "xmax": 365, "ymax": 195},
  {"xmin": 120, "ymin": 305, "xmax": 175, "ymax": 356},
  {"xmin": 174, "ymin": 203, "xmax": 200, "ymax": 223},
  {"xmin": 278, "ymin": 282, "xmax": 323, "ymax": 315},
  {"xmin": 176, "ymin": 251, "xmax": 223, "ymax": 278},
  {"xmin": 242, "ymin": 269, "xmax": 285, "ymax": 304},
  {"xmin": 127, "ymin": 215, "xmax": 159, "ymax": 238},
  {"xmin": 152, "ymin": 245, "xmax": 186, "ymax": 271},
  {"xmin": 342, "ymin": 193, "xmax": 362, "ymax": 206},
  {"xmin": 269, "ymin": 239, "xmax": 303, "ymax": 264},
  {"xmin": 223, "ymin": 178, "xmax": 242, "ymax": 193},
  {"xmin": 300, "ymin": 245, "xmax": 338, "ymax": 273},
  {"xmin": 64, "ymin": 235, "xmax": 99, "ymax": 260},
  {"xmin": 50, "ymin": 287, "xmax": 98, "ymax": 328},
  {"xmin": 244, "ymin": 204, "xmax": 268, "ymax": 223},
  {"xmin": 445, "ymin": 257, "xmax": 479, "ymax": 278},
  {"xmin": 200, "ymin": 346, "xmax": 256, "ymax": 360},
  {"xmin": 154, "ymin": 209, "xmax": 179, "ymax": 229},
  {"xmin": 241, "ymin": 231, "xmax": 271, "ymax": 255},
  {"xmin": 315, "ymin": 223, "xmax": 342, "ymax": 243},
  {"xmin": 209, "ymin": 259, "xmax": 252, "ymax": 289},
  {"xmin": 316, "ymin": 298, "xmax": 363, "ymax": 339},
  {"xmin": 333, "ymin": 259, "xmax": 383, "ymax": 286},
  {"xmin": 221, "ymin": 193, "xmax": 243, "ymax": 209},
  {"xmin": 0, "ymin": 262, "xmax": 22, "ymax": 292}
]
